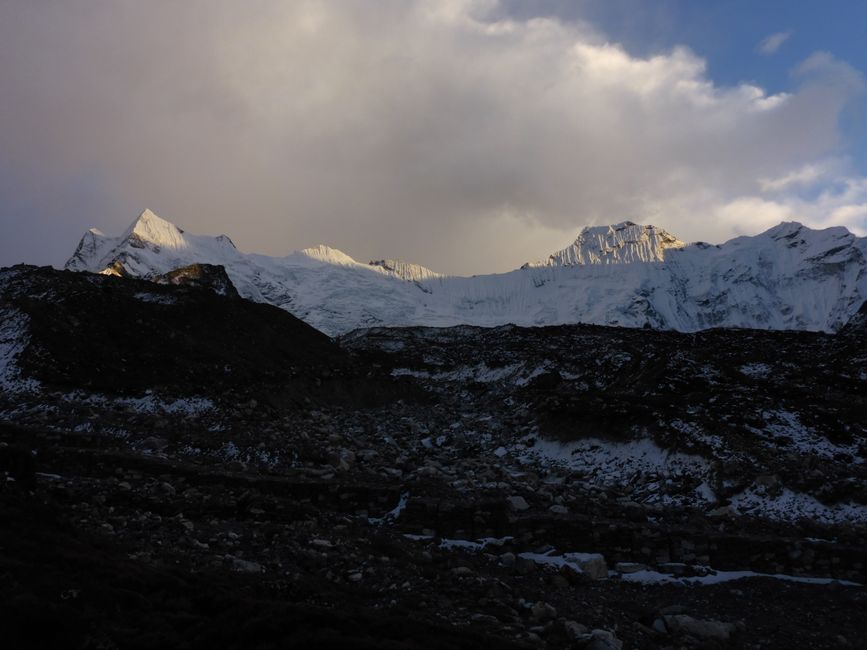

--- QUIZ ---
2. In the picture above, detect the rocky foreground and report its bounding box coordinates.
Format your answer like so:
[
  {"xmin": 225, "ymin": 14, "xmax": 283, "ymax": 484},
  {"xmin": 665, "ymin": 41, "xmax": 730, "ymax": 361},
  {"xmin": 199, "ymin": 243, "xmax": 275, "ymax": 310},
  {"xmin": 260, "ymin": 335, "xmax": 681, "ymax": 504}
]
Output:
[{"xmin": 1, "ymin": 266, "xmax": 865, "ymax": 649}]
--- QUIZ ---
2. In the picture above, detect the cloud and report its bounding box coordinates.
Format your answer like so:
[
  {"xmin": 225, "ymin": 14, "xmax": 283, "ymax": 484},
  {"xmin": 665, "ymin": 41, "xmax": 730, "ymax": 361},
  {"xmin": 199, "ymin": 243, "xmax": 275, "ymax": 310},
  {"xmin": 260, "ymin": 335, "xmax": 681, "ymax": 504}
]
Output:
[
  {"xmin": 795, "ymin": 51, "xmax": 865, "ymax": 92},
  {"xmin": 706, "ymin": 177, "xmax": 867, "ymax": 238},
  {"xmin": 0, "ymin": 1, "xmax": 864, "ymax": 274},
  {"xmin": 758, "ymin": 31, "xmax": 792, "ymax": 55},
  {"xmin": 759, "ymin": 163, "xmax": 828, "ymax": 192}
]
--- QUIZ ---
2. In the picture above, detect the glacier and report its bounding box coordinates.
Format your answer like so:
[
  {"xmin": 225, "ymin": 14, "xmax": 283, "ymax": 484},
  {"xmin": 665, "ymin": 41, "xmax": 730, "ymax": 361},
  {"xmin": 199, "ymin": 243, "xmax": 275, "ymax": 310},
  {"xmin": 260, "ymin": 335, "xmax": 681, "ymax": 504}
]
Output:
[{"xmin": 65, "ymin": 209, "xmax": 867, "ymax": 336}]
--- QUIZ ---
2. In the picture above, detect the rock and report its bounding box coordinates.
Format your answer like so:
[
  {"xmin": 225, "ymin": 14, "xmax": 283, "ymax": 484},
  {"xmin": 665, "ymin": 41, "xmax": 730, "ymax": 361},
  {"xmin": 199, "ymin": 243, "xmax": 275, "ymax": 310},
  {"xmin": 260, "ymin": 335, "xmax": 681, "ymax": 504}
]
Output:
[
  {"xmin": 550, "ymin": 574, "xmax": 570, "ymax": 589},
  {"xmin": 310, "ymin": 538, "xmax": 334, "ymax": 548},
  {"xmin": 470, "ymin": 613, "xmax": 499, "ymax": 625},
  {"xmin": 499, "ymin": 552, "xmax": 516, "ymax": 568},
  {"xmin": 707, "ymin": 505, "xmax": 739, "ymax": 518},
  {"xmin": 452, "ymin": 566, "xmax": 474, "ymax": 577},
  {"xmin": 755, "ymin": 474, "xmax": 779, "ymax": 488},
  {"xmin": 548, "ymin": 504, "xmax": 569, "ymax": 514},
  {"xmin": 568, "ymin": 553, "xmax": 607, "ymax": 580},
  {"xmin": 530, "ymin": 601, "xmax": 557, "ymax": 622},
  {"xmin": 658, "ymin": 562, "xmax": 689, "ymax": 576},
  {"xmin": 515, "ymin": 556, "xmax": 537, "ymax": 575},
  {"xmin": 563, "ymin": 620, "xmax": 588, "ymax": 639},
  {"xmin": 141, "ymin": 437, "xmax": 168, "ymax": 451},
  {"xmin": 663, "ymin": 614, "xmax": 738, "ymax": 642},
  {"xmin": 614, "ymin": 562, "xmax": 647, "ymax": 574},
  {"xmin": 578, "ymin": 629, "xmax": 622, "ymax": 650},
  {"xmin": 507, "ymin": 495, "xmax": 530, "ymax": 511},
  {"xmin": 230, "ymin": 557, "xmax": 262, "ymax": 573}
]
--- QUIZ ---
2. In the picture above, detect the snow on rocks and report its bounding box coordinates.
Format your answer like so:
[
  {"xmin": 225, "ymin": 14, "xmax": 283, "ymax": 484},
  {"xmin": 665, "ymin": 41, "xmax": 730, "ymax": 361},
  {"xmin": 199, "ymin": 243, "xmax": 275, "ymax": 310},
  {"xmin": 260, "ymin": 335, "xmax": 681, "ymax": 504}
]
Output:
[
  {"xmin": 748, "ymin": 409, "xmax": 861, "ymax": 461},
  {"xmin": 618, "ymin": 567, "xmax": 861, "ymax": 587},
  {"xmin": 518, "ymin": 551, "xmax": 609, "ymax": 580},
  {"xmin": 729, "ymin": 487, "xmax": 867, "ymax": 525},
  {"xmin": 368, "ymin": 492, "xmax": 410, "ymax": 525},
  {"xmin": 0, "ymin": 308, "xmax": 40, "ymax": 393},
  {"xmin": 521, "ymin": 436, "xmax": 711, "ymax": 483}
]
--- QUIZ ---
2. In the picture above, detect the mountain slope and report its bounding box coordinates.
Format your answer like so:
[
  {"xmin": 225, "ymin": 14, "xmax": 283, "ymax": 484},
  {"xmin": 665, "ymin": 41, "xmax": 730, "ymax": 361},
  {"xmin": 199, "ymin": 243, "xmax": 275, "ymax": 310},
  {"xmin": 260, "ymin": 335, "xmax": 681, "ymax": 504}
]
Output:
[
  {"xmin": 65, "ymin": 210, "xmax": 867, "ymax": 335},
  {"xmin": 0, "ymin": 264, "xmax": 349, "ymax": 396}
]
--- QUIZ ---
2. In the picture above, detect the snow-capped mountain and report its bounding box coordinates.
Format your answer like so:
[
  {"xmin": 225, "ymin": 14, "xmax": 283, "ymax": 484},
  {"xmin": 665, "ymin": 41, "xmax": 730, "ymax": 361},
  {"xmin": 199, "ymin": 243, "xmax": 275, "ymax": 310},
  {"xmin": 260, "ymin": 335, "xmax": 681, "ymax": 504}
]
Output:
[
  {"xmin": 65, "ymin": 209, "xmax": 867, "ymax": 336},
  {"xmin": 523, "ymin": 222, "xmax": 685, "ymax": 267}
]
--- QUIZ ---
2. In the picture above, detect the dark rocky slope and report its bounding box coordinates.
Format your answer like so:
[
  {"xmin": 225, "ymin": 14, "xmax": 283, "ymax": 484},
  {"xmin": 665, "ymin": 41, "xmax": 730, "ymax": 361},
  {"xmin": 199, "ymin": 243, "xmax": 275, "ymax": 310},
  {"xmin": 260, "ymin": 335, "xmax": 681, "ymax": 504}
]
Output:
[
  {"xmin": 0, "ymin": 265, "xmax": 401, "ymax": 407},
  {"xmin": 1, "ymin": 265, "xmax": 865, "ymax": 649}
]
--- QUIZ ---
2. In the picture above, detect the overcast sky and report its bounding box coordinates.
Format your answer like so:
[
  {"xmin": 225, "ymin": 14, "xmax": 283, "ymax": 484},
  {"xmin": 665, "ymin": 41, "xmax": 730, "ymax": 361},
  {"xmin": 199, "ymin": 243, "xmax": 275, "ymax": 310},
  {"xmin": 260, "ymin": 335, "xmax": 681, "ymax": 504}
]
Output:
[{"xmin": 1, "ymin": 0, "xmax": 866, "ymax": 274}]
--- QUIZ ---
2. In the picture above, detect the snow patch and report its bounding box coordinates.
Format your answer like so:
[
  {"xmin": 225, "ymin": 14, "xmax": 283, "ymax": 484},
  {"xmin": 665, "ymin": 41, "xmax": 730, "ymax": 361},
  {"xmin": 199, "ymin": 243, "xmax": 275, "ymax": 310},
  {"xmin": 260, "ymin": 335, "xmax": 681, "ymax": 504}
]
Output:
[
  {"xmin": 749, "ymin": 410, "xmax": 859, "ymax": 460},
  {"xmin": 522, "ymin": 437, "xmax": 711, "ymax": 485},
  {"xmin": 368, "ymin": 492, "xmax": 410, "ymax": 525},
  {"xmin": 619, "ymin": 568, "xmax": 861, "ymax": 587},
  {"xmin": 392, "ymin": 363, "xmax": 523, "ymax": 383},
  {"xmin": 518, "ymin": 550, "xmax": 605, "ymax": 575},
  {"xmin": 133, "ymin": 292, "xmax": 177, "ymax": 305},
  {"xmin": 100, "ymin": 394, "xmax": 213, "ymax": 416},
  {"xmin": 439, "ymin": 536, "xmax": 513, "ymax": 552},
  {"xmin": 729, "ymin": 487, "xmax": 867, "ymax": 525},
  {"xmin": 0, "ymin": 308, "xmax": 40, "ymax": 393},
  {"xmin": 739, "ymin": 362, "xmax": 771, "ymax": 378}
]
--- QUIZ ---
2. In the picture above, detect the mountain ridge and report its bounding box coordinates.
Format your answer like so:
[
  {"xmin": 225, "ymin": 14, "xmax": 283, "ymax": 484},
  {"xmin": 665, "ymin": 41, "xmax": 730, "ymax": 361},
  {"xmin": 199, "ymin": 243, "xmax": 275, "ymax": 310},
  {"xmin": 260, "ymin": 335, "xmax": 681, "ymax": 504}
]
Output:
[{"xmin": 64, "ymin": 209, "xmax": 867, "ymax": 336}]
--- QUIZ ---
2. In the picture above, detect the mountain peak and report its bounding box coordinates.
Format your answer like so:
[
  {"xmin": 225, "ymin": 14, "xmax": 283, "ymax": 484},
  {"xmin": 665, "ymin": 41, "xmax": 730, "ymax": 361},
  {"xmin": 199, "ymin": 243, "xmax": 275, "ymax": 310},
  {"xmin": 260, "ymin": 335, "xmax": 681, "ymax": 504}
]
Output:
[
  {"xmin": 299, "ymin": 244, "xmax": 359, "ymax": 266},
  {"xmin": 123, "ymin": 209, "xmax": 188, "ymax": 250},
  {"xmin": 527, "ymin": 221, "xmax": 685, "ymax": 267},
  {"xmin": 369, "ymin": 259, "xmax": 442, "ymax": 282},
  {"xmin": 578, "ymin": 220, "xmax": 637, "ymax": 235}
]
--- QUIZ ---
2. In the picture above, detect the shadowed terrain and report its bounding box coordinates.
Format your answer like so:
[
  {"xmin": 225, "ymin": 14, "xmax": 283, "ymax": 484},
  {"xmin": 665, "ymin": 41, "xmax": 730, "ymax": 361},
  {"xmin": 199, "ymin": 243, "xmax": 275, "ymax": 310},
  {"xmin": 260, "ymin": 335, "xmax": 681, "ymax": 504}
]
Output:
[{"xmin": 1, "ymin": 265, "xmax": 865, "ymax": 649}]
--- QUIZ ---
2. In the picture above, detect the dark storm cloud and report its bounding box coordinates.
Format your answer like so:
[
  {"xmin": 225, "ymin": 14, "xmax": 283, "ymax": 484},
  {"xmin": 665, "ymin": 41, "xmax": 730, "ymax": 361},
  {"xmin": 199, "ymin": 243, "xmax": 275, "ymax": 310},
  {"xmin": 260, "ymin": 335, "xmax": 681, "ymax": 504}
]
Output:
[{"xmin": 1, "ymin": 1, "xmax": 864, "ymax": 273}]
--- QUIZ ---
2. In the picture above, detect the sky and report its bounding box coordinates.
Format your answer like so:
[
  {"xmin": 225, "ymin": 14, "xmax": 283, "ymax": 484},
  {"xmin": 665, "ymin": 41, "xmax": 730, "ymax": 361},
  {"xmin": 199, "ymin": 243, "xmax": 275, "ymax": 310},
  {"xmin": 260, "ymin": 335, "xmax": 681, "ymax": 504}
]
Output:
[{"xmin": 1, "ymin": 0, "xmax": 866, "ymax": 275}]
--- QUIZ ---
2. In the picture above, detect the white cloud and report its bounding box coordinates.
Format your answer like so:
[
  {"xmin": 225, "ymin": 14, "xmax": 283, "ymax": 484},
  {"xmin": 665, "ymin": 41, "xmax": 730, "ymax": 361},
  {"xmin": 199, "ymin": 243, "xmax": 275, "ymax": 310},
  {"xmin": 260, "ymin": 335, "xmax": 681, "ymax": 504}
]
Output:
[
  {"xmin": 758, "ymin": 31, "xmax": 792, "ymax": 55},
  {"xmin": 0, "ymin": 1, "xmax": 864, "ymax": 272},
  {"xmin": 759, "ymin": 163, "xmax": 830, "ymax": 192},
  {"xmin": 706, "ymin": 174, "xmax": 867, "ymax": 238}
]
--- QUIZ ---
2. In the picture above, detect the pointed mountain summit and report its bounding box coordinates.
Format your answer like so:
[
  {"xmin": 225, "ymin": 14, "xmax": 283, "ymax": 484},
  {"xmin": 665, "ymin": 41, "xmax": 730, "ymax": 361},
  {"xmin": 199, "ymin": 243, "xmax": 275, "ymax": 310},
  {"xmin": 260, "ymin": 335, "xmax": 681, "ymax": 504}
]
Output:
[
  {"xmin": 66, "ymin": 227, "xmax": 116, "ymax": 273},
  {"xmin": 122, "ymin": 209, "xmax": 189, "ymax": 250},
  {"xmin": 65, "ymin": 209, "xmax": 237, "ymax": 278},
  {"xmin": 525, "ymin": 222, "xmax": 685, "ymax": 268},
  {"xmin": 298, "ymin": 244, "xmax": 360, "ymax": 266}
]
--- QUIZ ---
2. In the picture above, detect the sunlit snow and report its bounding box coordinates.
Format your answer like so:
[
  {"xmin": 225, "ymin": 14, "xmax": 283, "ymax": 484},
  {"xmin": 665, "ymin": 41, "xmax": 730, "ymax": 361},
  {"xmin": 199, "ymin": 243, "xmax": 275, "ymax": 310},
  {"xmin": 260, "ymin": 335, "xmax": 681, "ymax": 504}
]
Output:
[{"xmin": 66, "ymin": 211, "xmax": 867, "ymax": 336}]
